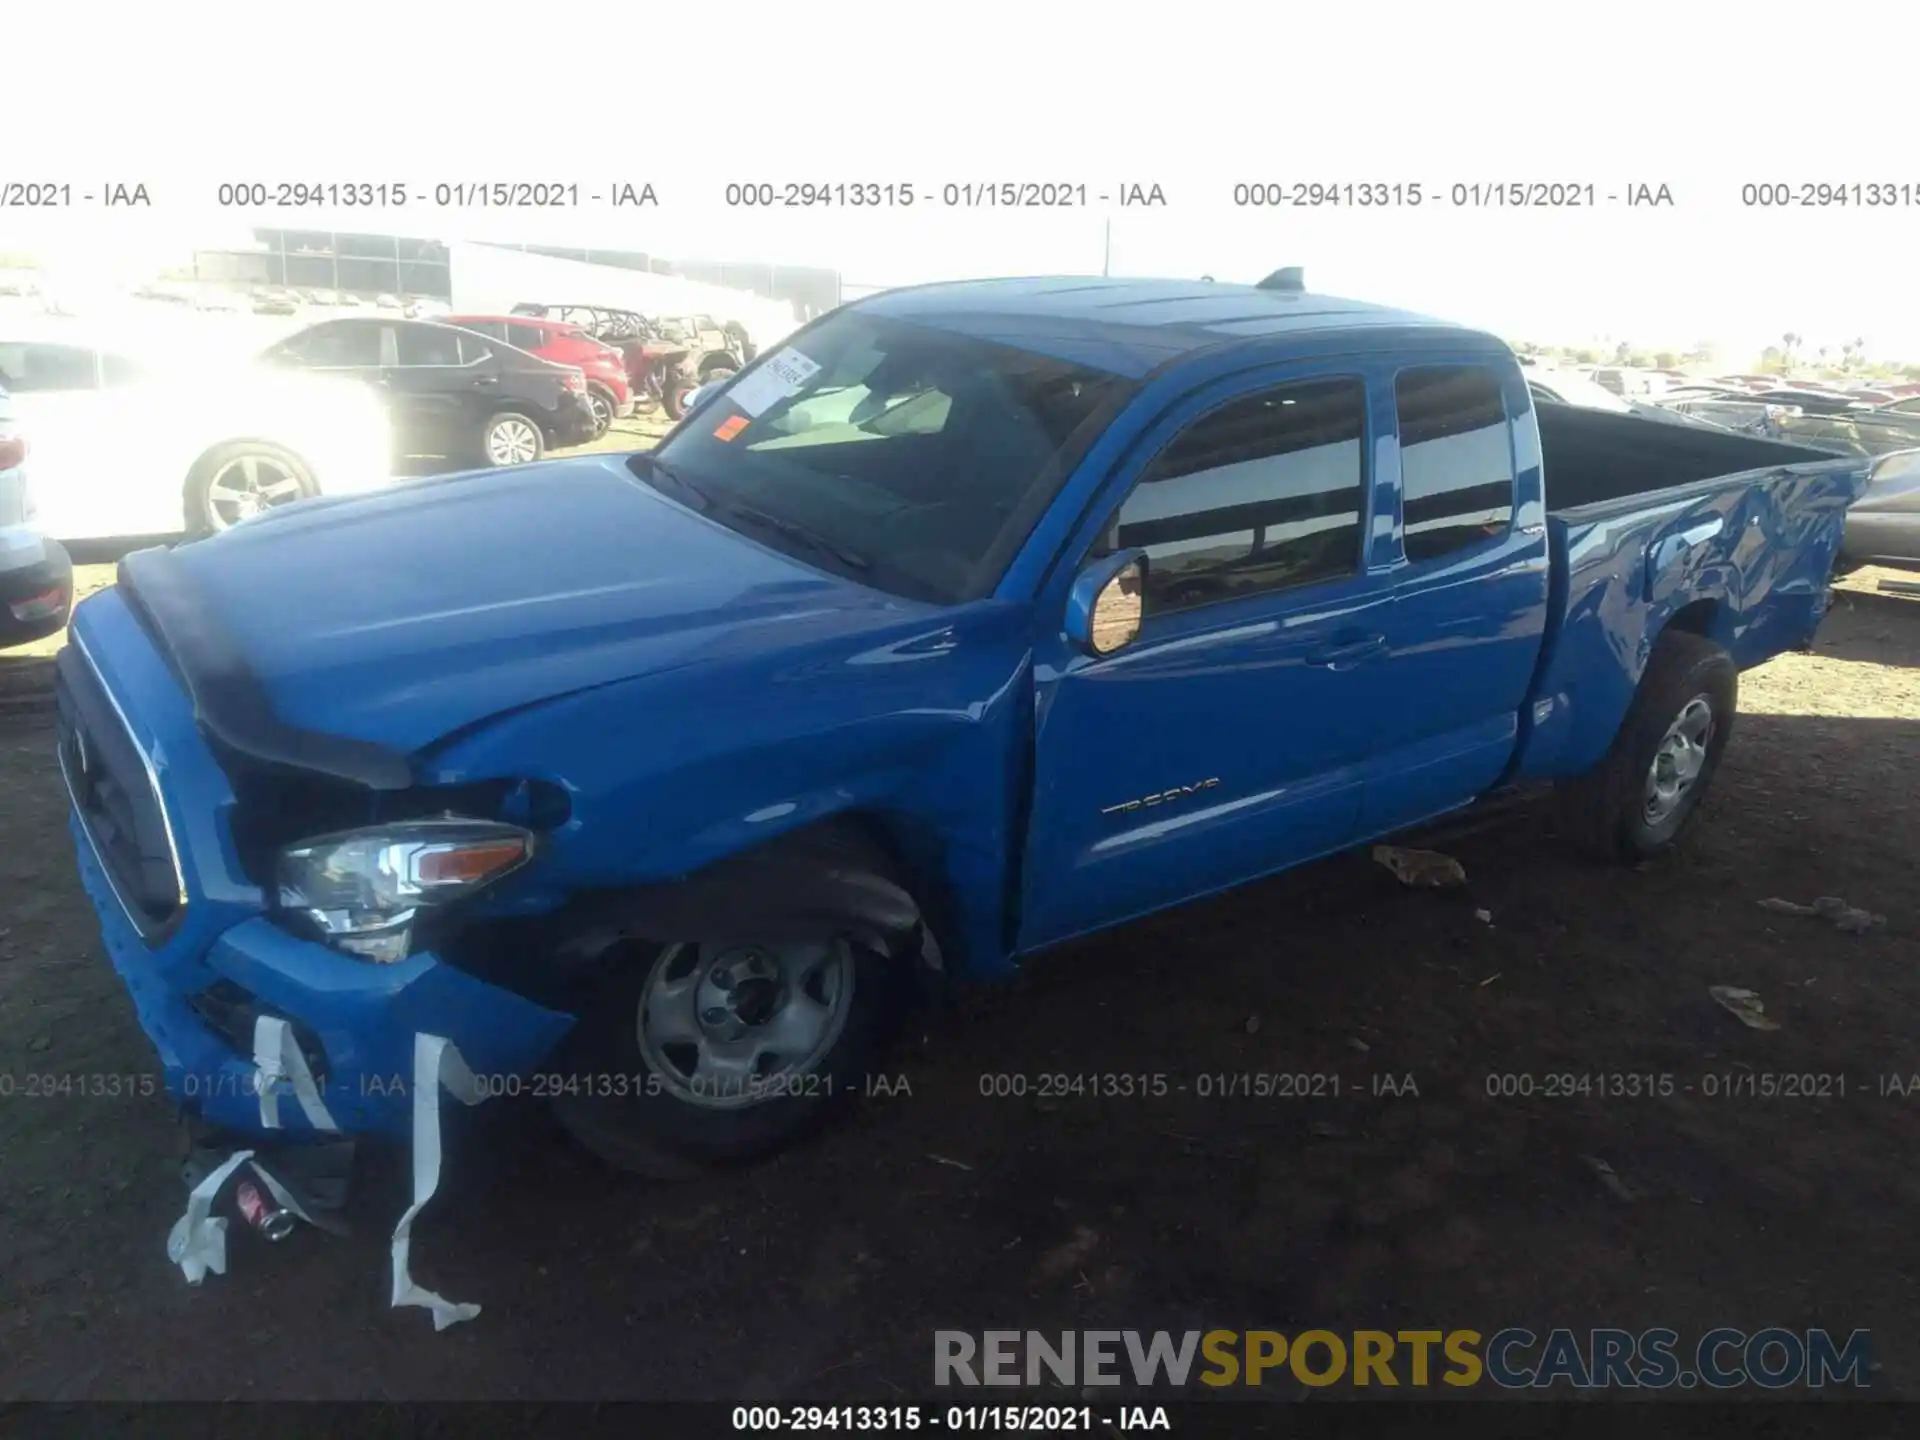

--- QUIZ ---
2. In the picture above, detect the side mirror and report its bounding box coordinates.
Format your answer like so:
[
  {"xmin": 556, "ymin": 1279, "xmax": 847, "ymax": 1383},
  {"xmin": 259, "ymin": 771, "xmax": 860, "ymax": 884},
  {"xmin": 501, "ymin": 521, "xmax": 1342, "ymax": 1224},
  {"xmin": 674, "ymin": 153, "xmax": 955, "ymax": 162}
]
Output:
[
  {"xmin": 1065, "ymin": 549, "xmax": 1147, "ymax": 657},
  {"xmin": 684, "ymin": 382, "xmax": 716, "ymax": 412}
]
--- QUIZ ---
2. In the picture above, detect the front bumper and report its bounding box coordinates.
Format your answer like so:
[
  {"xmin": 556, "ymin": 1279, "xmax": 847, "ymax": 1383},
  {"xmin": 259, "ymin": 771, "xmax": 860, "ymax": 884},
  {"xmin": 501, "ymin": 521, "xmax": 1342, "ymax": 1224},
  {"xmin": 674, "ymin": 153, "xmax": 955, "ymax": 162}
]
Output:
[{"xmin": 61, "ymin": 588, "xmax": 575, "ymax": 1140}]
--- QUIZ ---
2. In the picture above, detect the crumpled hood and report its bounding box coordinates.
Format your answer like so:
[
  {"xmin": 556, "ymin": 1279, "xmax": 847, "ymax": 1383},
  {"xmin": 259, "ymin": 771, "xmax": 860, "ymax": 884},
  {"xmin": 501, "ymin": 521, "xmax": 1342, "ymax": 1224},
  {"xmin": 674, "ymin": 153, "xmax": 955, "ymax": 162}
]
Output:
[{"xmin": 144, "ymin": 457, "xmax": 914, "ymax": 760}]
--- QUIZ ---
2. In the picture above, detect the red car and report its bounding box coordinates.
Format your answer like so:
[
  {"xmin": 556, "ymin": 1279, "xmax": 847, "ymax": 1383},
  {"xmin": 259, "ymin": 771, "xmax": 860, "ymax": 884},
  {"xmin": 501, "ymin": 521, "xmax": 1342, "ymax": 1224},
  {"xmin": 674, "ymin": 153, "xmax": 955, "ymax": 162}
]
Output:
[{"xmin": 443, "ymin": 315, "xmax": 633, "ymax": 434}]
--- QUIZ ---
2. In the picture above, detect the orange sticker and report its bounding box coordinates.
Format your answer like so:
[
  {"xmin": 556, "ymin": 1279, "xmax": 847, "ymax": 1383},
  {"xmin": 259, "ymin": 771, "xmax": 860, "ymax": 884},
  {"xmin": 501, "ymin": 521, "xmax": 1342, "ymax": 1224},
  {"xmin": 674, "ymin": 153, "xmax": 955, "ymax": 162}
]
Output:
[{"xmin": 713, "ymin": 414, "xmax": 749, "ymax": 442}]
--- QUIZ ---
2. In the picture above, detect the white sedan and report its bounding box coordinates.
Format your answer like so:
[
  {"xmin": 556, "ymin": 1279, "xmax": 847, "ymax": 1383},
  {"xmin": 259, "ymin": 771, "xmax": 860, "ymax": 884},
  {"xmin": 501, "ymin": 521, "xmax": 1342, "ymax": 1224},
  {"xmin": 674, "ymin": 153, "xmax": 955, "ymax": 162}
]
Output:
[{"xmin": 0, "ymin": 325, "xmax": 395, "ymax": 541}]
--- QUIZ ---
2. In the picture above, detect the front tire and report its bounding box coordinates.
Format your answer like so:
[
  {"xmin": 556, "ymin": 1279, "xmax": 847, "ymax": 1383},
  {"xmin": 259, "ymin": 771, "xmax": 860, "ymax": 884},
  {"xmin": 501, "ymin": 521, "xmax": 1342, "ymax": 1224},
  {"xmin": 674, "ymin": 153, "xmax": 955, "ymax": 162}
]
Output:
[
  {"xmin": 1555, "ymin": 630, "xmax": 1737, "ymax": 862},
  {"xmin": 550, "ymin": 856, "xmax": 902, "ymax": 1178},
  {"xmin": 479, "ymin": 411, "xmax": 545, "ymax": 467},
  {"xmin": 185, "ymin": 442, "xmax": 317, "ymax": 534}
]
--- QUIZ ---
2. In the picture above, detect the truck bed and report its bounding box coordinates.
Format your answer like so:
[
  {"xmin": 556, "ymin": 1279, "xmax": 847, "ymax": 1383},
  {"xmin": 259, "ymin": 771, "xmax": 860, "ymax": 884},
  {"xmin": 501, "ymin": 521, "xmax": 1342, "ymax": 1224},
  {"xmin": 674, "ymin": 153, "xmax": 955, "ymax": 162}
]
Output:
[
  {"xmin": 1535, "ymin": 403, "xmax": 1836, "ymax": 510},
  {"xmin": 1511, "ymin": 408, "xmax": 1873, "ymax": 785}
]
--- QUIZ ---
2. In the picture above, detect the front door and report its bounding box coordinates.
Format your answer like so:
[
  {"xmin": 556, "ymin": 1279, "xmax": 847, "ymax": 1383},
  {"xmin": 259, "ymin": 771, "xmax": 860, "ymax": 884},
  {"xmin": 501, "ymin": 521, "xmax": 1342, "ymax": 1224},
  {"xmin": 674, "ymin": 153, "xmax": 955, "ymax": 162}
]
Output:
[{"xmin": 1019, "ymin": 368, "xmax": 1403, "ymax": 952}]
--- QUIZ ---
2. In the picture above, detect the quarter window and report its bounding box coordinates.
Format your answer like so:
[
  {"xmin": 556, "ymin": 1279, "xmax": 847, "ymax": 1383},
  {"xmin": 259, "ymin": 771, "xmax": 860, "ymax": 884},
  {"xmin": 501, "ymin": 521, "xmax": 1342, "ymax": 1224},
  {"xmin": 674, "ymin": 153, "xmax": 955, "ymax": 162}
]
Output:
[
  {"xmin": 505, "ymin": 323, "xmax": 548, "ymax": 352},
  {"xmin": 1394, "ymin": 366, "xmax": 1515, "ymax": 563},
  {"xmin": 1109, "ymin": 377, "xmax": 1367, "ymax": 617}
]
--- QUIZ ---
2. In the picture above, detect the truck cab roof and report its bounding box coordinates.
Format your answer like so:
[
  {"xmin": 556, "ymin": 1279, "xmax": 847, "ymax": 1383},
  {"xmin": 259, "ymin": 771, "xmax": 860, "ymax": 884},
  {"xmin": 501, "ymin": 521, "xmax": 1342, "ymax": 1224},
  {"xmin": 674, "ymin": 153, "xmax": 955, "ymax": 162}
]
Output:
[{"xmin": 854, "ymin": 276, "xmax": 1504, "ymax": 378}]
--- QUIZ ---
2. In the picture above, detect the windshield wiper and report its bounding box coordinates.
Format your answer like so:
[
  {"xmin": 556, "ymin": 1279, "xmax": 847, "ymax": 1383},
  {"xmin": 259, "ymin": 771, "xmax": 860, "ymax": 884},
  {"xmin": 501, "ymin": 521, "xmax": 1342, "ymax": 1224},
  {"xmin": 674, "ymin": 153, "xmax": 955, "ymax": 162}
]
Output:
[
  {"xmin": 715, "ymin": 500, "xmax": 873, "ymax": 573},
  {"xmin": 628, "ymin": 452, "xmax": 712, "ymax": 511}
]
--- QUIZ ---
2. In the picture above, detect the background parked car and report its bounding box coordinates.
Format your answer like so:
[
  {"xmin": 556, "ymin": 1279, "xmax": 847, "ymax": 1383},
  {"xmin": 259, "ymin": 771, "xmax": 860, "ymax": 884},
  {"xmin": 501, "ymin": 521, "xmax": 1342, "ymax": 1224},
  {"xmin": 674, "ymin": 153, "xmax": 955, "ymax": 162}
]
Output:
[
  {"xmin": 1839, "ymin": 447, "xmax": 1920, "ymax": 571},
  {"xmin": 0, "ymin": 385, "xmax": 76, "ymax": 648},
  {"xmin": 444, "ymin": 314, "xmax": 633, "ymax": 434},
  {"xmin": 0, "ymin": 325, "xmax": 395, "ymax": 538},
  {"xmin": 262, "ymin": 317, "xmax": 599, "ymax": 467},
  {"xmin": 511, "ymin": 303, "xmax": 743, "ymax": 417},
  {"xmin": 1524, "ymin": 368, "xmax": 1635, "ymax": 412}
]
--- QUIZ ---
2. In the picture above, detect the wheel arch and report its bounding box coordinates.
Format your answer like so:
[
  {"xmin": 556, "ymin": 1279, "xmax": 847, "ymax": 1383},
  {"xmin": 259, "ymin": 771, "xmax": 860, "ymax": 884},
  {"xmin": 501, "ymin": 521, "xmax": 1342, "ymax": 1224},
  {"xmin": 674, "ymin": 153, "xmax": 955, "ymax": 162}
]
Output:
[{"xmin": 477, "ymin": 811, "xmax": 963, "ymax": 1014}]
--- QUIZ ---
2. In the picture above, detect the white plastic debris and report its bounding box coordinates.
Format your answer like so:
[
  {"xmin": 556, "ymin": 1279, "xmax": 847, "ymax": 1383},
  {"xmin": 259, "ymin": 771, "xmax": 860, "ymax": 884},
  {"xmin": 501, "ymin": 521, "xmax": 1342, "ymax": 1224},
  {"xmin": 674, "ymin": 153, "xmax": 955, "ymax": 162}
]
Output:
[
  {"xmin": 389, "ymin": 1032, "xmax": 486, "ymax": 1331},
  {"xmin": 166, "ymin": 1149, "xmax": 257, "ymax": 1284},
  {"xmin": 163, "ymin": 1027, "xmax": 489, "ymax": 1332}
]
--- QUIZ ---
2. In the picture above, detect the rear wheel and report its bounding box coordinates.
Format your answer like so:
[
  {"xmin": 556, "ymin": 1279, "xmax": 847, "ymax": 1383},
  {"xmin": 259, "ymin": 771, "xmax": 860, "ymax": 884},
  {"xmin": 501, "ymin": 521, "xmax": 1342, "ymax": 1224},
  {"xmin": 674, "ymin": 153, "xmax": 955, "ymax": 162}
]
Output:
[
  {"xmin": 584, "ymin": 386, "xmax": 616, "ymax": 437},
  {"xmin": 480, "ymin": 411, "xmax": 545, "ymax": 467},
  {"xmin": 1555, "ymin": 630, "xmax": 1737, "ymax": 861},
  {"xmin": 185, "ymin": 442, "xmax": 317, "ymax": 534}
]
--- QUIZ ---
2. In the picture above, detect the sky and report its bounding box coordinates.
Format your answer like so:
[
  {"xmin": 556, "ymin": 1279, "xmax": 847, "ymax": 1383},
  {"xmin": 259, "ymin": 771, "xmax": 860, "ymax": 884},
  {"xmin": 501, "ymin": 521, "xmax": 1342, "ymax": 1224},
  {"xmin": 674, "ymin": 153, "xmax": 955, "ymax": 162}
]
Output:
[{"xmin": 12, "ymin": 0, "xmax": 1920, "ymax": 363}]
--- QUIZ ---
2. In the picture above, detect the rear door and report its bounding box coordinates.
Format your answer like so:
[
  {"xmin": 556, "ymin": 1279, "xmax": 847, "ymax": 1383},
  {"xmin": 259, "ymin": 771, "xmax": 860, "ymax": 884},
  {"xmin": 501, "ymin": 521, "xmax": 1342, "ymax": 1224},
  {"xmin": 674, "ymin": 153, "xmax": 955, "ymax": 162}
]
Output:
[
  {"xmin": 1358, "ymin": 360, "xmax": 1551, "ymax": 835},
  {"xmin": 384, "ymin": 323, "xmax": 493, "ymax": 457}
]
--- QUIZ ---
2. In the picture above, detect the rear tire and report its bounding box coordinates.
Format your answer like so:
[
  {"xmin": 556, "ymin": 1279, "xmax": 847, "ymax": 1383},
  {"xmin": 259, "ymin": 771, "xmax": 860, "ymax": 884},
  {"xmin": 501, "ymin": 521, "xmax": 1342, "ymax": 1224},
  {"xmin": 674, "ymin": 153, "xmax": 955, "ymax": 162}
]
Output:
[
  {"xmin": 1554, "ymin": 630, "xmax": 1737, "ymax": 862},
  {"xmin": 185, "ymin": 442, "xmax": 317, "ymax": 535},
  {"xmin": 479, "ymin": 411, "xmax": 545, "ymax": 467}
]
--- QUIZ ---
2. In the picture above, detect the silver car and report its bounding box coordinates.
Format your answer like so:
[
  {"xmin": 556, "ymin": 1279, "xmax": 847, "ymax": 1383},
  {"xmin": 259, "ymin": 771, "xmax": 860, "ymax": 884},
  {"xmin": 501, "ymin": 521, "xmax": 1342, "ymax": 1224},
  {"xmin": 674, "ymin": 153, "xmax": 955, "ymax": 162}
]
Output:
[{"xmin": 1842, "ymin": 448, "xmax": 1920, "ymax": 571}]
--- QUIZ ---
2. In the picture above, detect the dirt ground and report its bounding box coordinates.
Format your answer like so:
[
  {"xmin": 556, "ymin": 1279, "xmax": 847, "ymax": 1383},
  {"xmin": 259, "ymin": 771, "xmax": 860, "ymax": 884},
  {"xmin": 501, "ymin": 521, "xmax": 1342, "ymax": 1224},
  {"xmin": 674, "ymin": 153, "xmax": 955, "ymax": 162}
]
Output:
[{"xmin": 1, "ymin": 526, "xmax": 1916, "ymax": 1400}]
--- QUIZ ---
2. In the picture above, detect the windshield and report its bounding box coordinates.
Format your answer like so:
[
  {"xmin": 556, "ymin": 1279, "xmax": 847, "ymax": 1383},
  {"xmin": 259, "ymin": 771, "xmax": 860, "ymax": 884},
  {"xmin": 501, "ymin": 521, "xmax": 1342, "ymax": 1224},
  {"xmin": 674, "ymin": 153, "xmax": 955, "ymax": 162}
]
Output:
[{"xmin": 640, "ymin": 310, "xmax": 1133, "ymax": 604}]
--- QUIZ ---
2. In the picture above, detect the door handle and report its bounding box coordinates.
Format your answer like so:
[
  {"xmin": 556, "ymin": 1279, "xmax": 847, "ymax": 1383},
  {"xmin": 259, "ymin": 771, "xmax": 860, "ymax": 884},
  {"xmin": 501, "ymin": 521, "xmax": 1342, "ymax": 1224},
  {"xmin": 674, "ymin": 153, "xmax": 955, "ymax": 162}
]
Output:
[{"xmin": 1306, "ymin": 633, "xmax": 1387, "ymax": 669}]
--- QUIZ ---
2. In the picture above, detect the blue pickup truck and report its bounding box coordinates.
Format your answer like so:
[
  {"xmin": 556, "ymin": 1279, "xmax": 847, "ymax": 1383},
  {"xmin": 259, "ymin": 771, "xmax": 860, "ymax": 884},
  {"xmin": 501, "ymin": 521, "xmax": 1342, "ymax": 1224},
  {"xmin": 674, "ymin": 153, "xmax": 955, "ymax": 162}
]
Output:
[{"xmin": 57, "ymin": 274, "xmax": 1868, "ymax": 1176}]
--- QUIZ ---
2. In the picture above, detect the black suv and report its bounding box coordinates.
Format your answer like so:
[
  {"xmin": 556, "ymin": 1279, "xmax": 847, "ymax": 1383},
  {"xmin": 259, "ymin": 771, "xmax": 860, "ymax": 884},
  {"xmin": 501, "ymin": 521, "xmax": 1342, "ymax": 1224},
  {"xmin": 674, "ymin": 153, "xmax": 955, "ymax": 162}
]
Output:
[{"xmin": 263, "ymin": 318, "xmax": 599, "ymax": 467}]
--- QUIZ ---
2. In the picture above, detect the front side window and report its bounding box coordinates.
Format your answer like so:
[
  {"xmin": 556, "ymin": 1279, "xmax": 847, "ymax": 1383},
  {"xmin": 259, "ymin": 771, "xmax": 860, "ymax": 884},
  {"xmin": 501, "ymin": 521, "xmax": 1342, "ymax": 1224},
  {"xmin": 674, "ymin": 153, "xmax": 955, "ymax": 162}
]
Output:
[
  {"xmin": 1394, "ymin": 366, "xmax": 1515, "ymax": 563},
  {"xmin": 645, "ymin": 311, "xmax": 1132, "ymax": 604},
  {"xmin": 1105, "ymin": 377, "xmax": 1367, "ymax": 617},
  {"xmin": 285, "ymin": 322, "xmax": 382, "ymax": 368}
]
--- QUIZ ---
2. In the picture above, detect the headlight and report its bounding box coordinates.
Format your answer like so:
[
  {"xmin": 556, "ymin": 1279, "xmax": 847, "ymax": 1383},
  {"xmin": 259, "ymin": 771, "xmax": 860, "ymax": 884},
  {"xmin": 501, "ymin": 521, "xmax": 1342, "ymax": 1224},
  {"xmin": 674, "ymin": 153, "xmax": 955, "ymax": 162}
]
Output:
[{"xmin": 275, "ymin": 818, "xmax": 534, "ymax": 963}]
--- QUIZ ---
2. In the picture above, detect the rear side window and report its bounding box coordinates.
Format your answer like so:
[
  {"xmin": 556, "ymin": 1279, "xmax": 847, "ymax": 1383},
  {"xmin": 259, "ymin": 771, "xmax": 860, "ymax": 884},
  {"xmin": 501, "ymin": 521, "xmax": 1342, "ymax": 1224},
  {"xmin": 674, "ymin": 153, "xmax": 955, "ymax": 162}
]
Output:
[
  {"xmin": 506, "ymin": 323, "xmax": 548, "ymax": 351},
  {"xmin": 1394, "ymin": 366, "xmax": 1515, "ymax": 563},
  {"xmin": 459, "ymin": 320, "xmax": 507, "ymax": 343},
  {"xmin": 397, "ymin": 325, "xmax": 462, "ymax": 366},
  {"xmin": 1110, "ymin": 376, "xmax": 1367, "ymax": 617}
]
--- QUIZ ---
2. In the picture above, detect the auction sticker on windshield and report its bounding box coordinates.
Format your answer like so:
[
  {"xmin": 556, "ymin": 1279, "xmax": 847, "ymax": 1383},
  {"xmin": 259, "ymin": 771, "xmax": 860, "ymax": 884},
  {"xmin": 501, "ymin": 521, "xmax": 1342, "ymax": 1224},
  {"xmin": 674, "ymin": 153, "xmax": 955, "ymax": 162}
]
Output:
[{"xmin": 726, "ymin": 346, "xmax": 823, "ymax": 417}]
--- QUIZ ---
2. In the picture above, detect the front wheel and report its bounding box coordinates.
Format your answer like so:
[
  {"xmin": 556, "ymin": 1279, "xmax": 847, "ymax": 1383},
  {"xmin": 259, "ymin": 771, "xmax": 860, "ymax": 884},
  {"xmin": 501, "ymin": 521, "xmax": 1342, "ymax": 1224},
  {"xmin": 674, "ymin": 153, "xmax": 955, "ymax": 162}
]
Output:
[
  {"xmin": 584, "ymin": 386, "xmax": 616, "ymax": 437},
  {"xmin": 552, "ymin": 916, "xmax": 893, "ymax": 1177},
  {"xmin": 480, "ymin": 411, "xmax": 545, "ymax": 467},
  {"xmin": 1554, "ymin": 630, "xmax": 1738, "ymax": 862},
  {"xmin": 185, "ymin": 442, "xmax": 317, "ymax": 534}
]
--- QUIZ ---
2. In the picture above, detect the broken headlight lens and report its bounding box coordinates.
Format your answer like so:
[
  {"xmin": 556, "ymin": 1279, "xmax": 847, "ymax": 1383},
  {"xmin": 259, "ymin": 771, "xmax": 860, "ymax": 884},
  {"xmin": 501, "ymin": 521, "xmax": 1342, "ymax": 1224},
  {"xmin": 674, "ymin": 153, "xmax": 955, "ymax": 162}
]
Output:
[{"xmin": 275, "ymin": 819, "xmax": 534, "ymax": 963}]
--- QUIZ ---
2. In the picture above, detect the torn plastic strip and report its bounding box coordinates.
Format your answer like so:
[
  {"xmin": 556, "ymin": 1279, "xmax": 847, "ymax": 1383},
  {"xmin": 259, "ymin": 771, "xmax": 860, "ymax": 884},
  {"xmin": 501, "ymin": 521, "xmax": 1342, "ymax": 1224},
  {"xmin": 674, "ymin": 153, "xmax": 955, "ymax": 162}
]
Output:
[
  {"xmin": 389, "ymin": 1032, "xmax": 486, "ymax": 1331},
  {"xmin": 166, "ymin": 1025, "xmax": 490, "ymax": 1332},
  {"xmin": 166, "ymin": 1148, "xmax": 257, "ymax": 1284},
  {"xmin": 252, "ymin": 1014, "xmax": 339, "ymax": 1132}
]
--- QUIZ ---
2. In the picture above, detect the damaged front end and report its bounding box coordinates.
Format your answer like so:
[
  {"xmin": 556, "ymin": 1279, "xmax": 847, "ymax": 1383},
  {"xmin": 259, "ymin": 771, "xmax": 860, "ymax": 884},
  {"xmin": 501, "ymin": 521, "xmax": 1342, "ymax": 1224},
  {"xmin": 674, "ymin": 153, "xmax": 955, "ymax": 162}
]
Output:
[{"xmin": 58, "ymin": 570, "xmax": 578, "ymax": 1148}]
